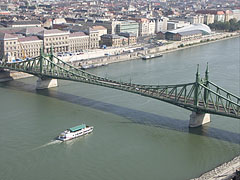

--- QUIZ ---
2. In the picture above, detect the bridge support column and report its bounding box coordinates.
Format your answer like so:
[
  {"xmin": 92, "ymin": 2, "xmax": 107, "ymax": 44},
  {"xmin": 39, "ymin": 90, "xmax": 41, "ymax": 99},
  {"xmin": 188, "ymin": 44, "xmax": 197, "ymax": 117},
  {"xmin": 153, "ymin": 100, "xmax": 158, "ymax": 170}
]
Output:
[
  {"xmin": 189, "ymin": 112, "xmax": 210, "ymax": 128},
  {"xmin": 36, "ymin": 78, "xmax": 58, "ymax": 89},
  {"xmin": 0, "ymin": 70, "xmax": 12, "ymax": 82}
]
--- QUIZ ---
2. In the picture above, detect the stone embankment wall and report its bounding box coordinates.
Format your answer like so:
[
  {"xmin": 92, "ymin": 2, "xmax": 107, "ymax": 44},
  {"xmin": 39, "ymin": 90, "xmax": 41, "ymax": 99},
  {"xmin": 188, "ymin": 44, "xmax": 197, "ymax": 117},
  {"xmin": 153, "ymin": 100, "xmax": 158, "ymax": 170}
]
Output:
[
  {"xmin": 71, "ymin": 32, "xmax": 239, "ymax": 68},
  {"xmin": 0, "ymin": 32, "xmax": 239, "ymax": 82},
  {"xmin": 0, "ymin": 70, "xmax": 32, "ymax": 82},
  {"xmin": 191, "ymin": 156, "xmax": 240, "ymax": 180}
]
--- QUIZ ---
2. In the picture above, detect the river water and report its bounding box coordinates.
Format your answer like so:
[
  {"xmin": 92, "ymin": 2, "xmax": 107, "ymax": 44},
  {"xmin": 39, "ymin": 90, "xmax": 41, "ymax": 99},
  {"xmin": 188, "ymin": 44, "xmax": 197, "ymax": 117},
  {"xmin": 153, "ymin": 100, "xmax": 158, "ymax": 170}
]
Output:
[{"xmin": 0, "ymin": 37, "xmax": 239, "ymax": 180}]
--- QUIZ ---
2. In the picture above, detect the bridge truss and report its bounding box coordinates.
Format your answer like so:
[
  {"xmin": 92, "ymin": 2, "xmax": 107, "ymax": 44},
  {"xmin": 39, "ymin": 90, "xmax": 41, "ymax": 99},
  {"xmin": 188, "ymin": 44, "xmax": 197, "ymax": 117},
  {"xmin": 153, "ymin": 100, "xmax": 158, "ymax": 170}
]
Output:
[{"xmin": 0, "ymin": 49, "xmax": 239, "ymax": 119}]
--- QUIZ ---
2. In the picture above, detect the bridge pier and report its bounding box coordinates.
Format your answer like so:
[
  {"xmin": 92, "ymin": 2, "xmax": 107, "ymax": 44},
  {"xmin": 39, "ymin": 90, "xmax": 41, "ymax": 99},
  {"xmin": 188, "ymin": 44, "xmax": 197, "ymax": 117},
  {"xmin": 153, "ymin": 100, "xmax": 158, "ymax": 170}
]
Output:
[
  {"xmin": 36, "ymin": 78, "xmax": 58, "ymax": 89},
  {"xmin": 189, "ymin": 112, "xmax": 211, "ymax": 128}
]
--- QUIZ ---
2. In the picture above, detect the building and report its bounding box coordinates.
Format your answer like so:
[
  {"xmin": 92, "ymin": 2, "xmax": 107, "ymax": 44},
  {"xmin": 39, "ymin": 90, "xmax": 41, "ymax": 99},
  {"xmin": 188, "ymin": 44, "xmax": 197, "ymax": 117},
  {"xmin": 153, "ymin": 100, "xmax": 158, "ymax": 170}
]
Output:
[
  {"xmin": 69, "ymin": 32, "xmax": 89, "ymax": 52},
  {"xmin": 158, "ymin": 24, "xmax": 211, "ymax": 41},
  {"xmin": 2, "ymin": 20, "xmax": 42, "ymax": 28},
  {"xmin": 18, "ymin": 36, "xmax": 42, "ymax": 58},
  {"xmin": 36, "ymin": 29, "xmax": 70, "ymax": 53},
  {"xmin": 0, "ymin": 33, "xmax": 19, "ymax": 60},
  {"xmin": 118, "ymin": 32, "xmax": 137, "ymax": 45},
  {"xmin": 167, "ymin": 20, "xmax": 190, "ymax": 30},
  {"xmin": 204, "ymin": 14, "xmax": 215, "ymax": 25},
  {"xmin": 138, "ymin": 18, "xmax": 149, "ymax": 36},
  {"xmin": 165, "ymin": 30, "xmax": 202, "ymax": 41},
  {"xmin": 214, "ymin": 11, "xmax": 225, "ymax": 22},
  {"xmin": 187, "ymin": 15, "xmax": 204, "ymax": 24},
  {"xmin": 155, "ymin": 17, "xmax": 168, "ymax": 33},
  {"xmin": 16, "ymin": 27, "xmax": 45, "ymax": 37},
  {"xmin": 196, "ymin": 10, "xmax": 227, "ymax": 23},
  {"xmin": 76, "ymin": 19, "xmax": 120, "ymax": 34},
  {"xmin": 0, "ymin": 26, "xmax": 107, "ymax": 61},
  {"xmin": 88, "ymin": 27, "xmax": 99, "ymax": 49},
  {"xmin": 225, "ymin": 10, "xmax": 234, "ymax": 22},
  {"xmin": 156, "ymin": 31, "xmax": 165, "ymax": 40},
  {"xmin": 91, "ymin": 26, "xmax": 107, "ymax": 41},
  {"xmin": 148, "ymin": 19, "xmax": 155, "ymax": 35},
  {"xmin": 116, "ymin": 20, "xmax": 139, "ymax": 37},
  {"xmin": 100, "ymin": 34, "xmax": 127, "ymax": 47}
]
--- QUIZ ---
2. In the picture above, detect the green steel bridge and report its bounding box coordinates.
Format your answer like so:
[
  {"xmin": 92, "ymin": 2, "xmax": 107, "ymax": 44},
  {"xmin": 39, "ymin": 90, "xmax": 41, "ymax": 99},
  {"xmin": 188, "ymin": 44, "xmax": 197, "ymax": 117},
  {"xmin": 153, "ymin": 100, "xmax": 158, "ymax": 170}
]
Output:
[{"xmin": 0, "ymin": 49, "xmax": 239, "ymax": 125}]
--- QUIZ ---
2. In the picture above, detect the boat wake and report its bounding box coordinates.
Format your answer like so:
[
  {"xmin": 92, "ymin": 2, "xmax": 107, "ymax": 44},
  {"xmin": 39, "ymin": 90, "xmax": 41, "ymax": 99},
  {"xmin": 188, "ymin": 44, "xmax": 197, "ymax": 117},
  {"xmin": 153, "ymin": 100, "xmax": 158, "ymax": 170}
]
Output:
[{"xmin": 32, "ymin": 140, "xmax": 62, "ymax": 151}]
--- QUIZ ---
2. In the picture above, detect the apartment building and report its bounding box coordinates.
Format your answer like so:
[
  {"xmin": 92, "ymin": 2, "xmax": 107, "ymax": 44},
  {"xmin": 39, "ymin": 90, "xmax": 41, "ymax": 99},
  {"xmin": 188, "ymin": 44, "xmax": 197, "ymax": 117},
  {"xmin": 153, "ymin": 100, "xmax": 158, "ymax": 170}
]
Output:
[
  {"xmin": 138, "ymin": 18, "xmax": 149, "ymax": 36},
  {"xmin": 187, "ymin": 15, "xmax": 204, "ymax": 24},
  {"xmin": 204, "ymin": 14, "xmax": 215, "ymax": 25},
  {"xmin": 155, "ymin": 17, "xmax": 168, "ymax": 33},
  {"xmin": 148, "ymin": 19, "xmax": 155, "ymax": 35}
]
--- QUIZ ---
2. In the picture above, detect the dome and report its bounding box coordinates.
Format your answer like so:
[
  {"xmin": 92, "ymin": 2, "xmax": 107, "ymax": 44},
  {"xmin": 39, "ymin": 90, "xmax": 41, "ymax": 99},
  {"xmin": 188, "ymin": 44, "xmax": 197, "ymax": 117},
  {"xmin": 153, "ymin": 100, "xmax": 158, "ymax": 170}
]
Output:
[{"xmin": 170, "ymin": 23, "xmax": 211, "ymax": 35}]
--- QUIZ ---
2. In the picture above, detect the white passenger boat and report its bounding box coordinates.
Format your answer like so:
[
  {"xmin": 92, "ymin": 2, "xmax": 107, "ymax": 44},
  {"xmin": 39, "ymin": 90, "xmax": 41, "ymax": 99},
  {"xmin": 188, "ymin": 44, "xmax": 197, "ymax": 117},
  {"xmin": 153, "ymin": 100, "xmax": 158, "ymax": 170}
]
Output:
[{"xmin": 58, "ymin": 124, "xmax": 93, "ymax": 141}]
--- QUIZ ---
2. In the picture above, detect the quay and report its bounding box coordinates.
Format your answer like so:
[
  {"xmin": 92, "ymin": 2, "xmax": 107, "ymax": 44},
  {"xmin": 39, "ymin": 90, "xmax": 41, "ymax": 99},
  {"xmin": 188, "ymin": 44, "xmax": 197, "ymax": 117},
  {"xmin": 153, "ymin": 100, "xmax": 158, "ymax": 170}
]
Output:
[
  {"xmin": 66, "ymin": 31, "xmax": 240, "ymax": 69},
  {"xmin": 191, "ymin": 156, "xmax": 240, "ymax": 180},
  {"xmin": 0, "ymin": 32, "xmax": 239, "ymax": 83}
]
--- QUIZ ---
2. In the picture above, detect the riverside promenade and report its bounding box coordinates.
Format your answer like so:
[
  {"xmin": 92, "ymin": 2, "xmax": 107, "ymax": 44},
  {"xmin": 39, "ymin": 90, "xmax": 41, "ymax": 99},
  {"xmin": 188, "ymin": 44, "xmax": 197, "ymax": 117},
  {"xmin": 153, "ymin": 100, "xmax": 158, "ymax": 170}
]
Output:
[
  {"xmin": 68, "ymin": 31, "xmax": 240, "ymax": 69},
  {"xmin": 0, "ymin": 32, "xmax": 239, "ymax": 81},
  {"xmin": 191, "ymin": 156, "xmax": 240, "ymax": 180}
]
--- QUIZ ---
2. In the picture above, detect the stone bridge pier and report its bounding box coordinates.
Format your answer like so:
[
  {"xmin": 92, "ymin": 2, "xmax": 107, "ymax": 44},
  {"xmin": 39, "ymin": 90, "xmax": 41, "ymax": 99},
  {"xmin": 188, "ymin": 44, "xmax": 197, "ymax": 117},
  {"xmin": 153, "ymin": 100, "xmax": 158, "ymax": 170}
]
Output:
[
  {"xmin": 189, "ymin": 112, "xmax": 211, "ymax": 127},
  {"xmin": 36, "ymin": 78, "xmax": 58, "ymax": 89},
  {"xmin": 0, "ymin": 70, "xmax": 13, "ymax": 82}
]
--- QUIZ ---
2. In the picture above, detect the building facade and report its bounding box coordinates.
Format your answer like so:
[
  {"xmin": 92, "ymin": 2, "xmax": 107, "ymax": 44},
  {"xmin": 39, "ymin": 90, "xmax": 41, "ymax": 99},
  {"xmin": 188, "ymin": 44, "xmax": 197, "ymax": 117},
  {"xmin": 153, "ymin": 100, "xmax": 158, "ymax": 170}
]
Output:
[
  {"xmin": 148, "ymin": 19, "xmax": 156, "ymax": 35},
  {"xmin": 69, "ymin": 32, "xmax": 89, "ymax": 52},
  {"xmin": 204, "ymin": 14, "xmax": 215, "ymax": 25},
  {"xmin": 36, "ymin": 29, "xmax": 70, "ymax": 53},
  {"xmin": 116, "ymin": 20, "xmax": 139, "ymax": 37},
  {"xmin": 100, "ymin": 34, "xmax": 127, "ymax": 47},
  {"xmin": 155, "ymin": 17, "xmax": 168, "ymax": 33},
  {"xmin": 0, "ymin": 28, "xmax": 102, "ymax": 61}
]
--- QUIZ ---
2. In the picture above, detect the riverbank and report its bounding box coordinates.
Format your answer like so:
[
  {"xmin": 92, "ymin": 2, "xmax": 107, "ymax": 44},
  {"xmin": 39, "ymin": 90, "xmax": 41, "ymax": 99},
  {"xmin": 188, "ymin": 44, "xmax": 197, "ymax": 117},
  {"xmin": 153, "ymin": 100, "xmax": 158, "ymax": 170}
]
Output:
[
  {"xmin": 70, "ymin": 31, "xmax": 240, "ymax": 69},
  {"xmin": 0, "ymin": 32, "xmax": 239, "ymax": 80},
  {"xmin": 191, "ymin": 156, "xmax": 240, "ymax": 180},
  {"xmin": 0, "ymin": 70, "xmax": 33, "ymax": 82},
  {"xmin": 160, "ymin": 32, "xmax": 240, "ymax": 55}
]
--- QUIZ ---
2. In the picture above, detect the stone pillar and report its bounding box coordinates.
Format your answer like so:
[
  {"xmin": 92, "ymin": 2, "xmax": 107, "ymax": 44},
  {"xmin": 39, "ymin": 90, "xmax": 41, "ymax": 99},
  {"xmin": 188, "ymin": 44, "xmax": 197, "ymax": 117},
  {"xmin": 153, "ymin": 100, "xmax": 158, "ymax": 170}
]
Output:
[
  {"xmin": 189, "ymin": 112, "xmax": 211, "ymax": 128},
  {"xmin": 0, "ymin": 70, "xmax": 13, "ymax": 82},
  {"xmin": 36, "ymin": 78, "xmax": 58, "ymax": 90}
]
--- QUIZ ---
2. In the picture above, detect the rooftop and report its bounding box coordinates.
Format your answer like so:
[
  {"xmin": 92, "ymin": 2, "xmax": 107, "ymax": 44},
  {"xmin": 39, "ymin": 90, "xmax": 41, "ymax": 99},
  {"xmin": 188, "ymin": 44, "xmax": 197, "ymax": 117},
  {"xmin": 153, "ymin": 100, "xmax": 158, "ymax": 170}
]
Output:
[
  {"xmin": 38, "ymin": 29, "xmax": 70, "ymax": 36},
  {"xmin": 91, "ymin": 25, "xmax": 107, "ymax": 30},
  {"xmin": 69, "ymin": 32, "xmax": 87, "ymax": 37},
  {"xmin": 69, "ymin": 124, "xmax": 86, "ymax": 132},
  {"xmin": 18, "ymin": 36, "xmax": 41, "ymax": 42},
  {"xmin": 0, "ymin": 32, "xmax": 18, "ymax": 40}
]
